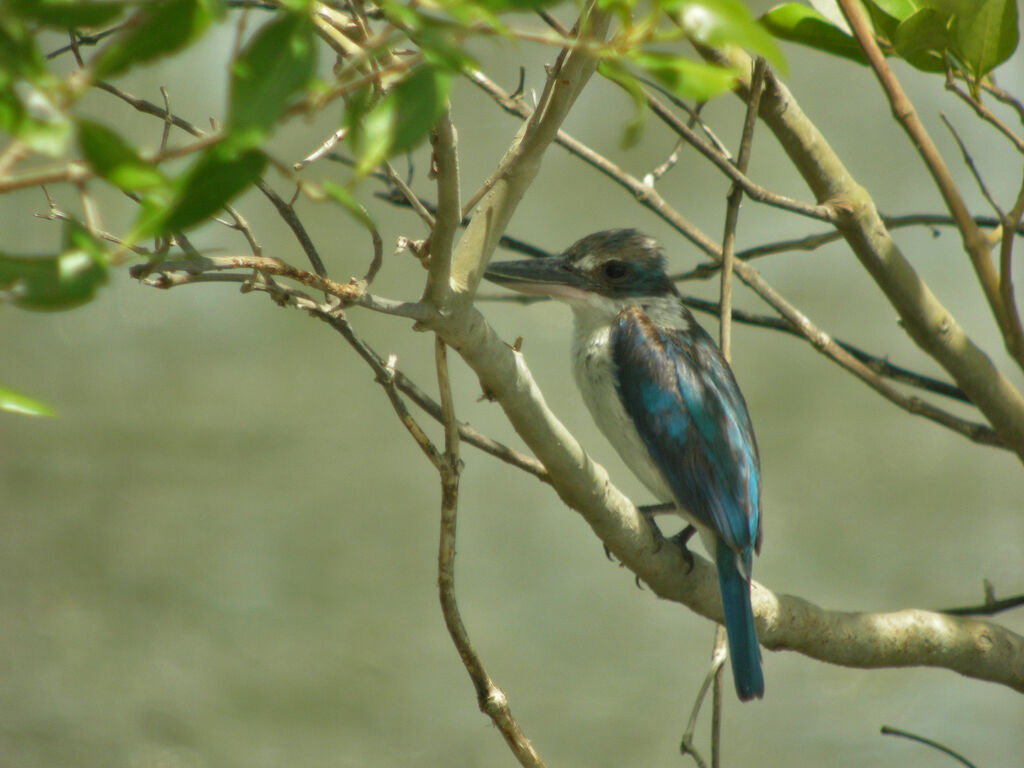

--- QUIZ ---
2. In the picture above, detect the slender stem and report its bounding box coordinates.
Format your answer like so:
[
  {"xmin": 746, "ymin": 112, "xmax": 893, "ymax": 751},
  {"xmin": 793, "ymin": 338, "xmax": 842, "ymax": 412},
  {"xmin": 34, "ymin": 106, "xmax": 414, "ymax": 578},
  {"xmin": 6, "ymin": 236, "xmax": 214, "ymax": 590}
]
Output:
[
  {"xmin": 879, "ymin": 726, "xmax": 977, "ymax": 768},
  {"xmin": 719, "ymin": 57, "xmax": 766, "ymax": 361}
]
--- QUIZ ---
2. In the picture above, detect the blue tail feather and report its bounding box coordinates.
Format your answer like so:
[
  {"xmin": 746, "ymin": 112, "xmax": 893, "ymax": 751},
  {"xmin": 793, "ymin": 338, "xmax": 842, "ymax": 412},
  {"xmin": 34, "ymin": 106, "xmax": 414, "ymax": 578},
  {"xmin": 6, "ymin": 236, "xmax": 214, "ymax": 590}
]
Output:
[{"xmin": 715, "ymin": 539, "xmax": 764, "ymax": 701}]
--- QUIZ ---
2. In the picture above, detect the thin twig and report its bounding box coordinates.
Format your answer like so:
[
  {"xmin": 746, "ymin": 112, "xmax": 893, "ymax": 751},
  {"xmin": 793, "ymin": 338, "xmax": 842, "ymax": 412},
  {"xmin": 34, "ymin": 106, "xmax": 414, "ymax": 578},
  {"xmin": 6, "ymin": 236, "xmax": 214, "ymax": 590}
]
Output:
[
  {"xmin": 436, "ymin": 339, "xmax": 546, "ymax": 767},
  {"xmin": 644, "ymin": 138, "xmax": 686, "ymax": 187},
  {"xmin": 944, "ymin": 65, "xmax": 1024, "ymax": 155},
  {"xmin": 334, "ymin": 312, "xmax": 444, "ymax": 469},
  {"xmin": 293, "ymin": 127, "xmax": 349, "ymax": 171},
  {"xmin": 130, "ymin": 254, "xmax": 426, "ymax": 318},
  {"xmin": 710, "ymin": 626, "xmax": 726, "ymax": 768},
  {"xmin": 0, "ymin": 133, "xmax": 222, "ymax": 193},
  {"xmin": 134, "ymin": 261, "xmax": 548, "ymax": 478},
  {"xmin": 880, "ymin": 726, "xmax": 977, "ymax": 768},
  {"xmin": 644, "ymin": 89, "xmax": 837, "ymax": 224},
  {"xmin": 939, "ymin": 114, "xmax": 1004, "ymax": 219},
  {"xmin": 257, "ymin": 181, "xmax": 329, "ymax": 277},
  {"xmin": 719, "ymin": 57, "xmax": 766, "ymax": 360},
  {"xmin": 678, "ymin": 633, "xmax": 726, "ymax": 768},
  {"xmin": 383, "ymin": 161, "xmax": 435, "ymax": 228},
  {"xmin": 941, "ymin": 579, "xmax": 1024, "ymax": 616},
  {"xmin": 677, "ymin": 212, "xmax": 1024, "ymax": 282}
]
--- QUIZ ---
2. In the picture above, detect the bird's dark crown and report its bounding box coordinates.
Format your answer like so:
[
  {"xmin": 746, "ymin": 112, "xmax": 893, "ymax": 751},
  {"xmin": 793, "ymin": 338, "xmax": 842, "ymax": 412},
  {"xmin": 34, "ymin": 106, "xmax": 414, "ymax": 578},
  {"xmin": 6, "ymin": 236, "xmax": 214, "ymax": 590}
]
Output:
[{"xmin": 562, "ymin": 229, "xmax": 677, "ymax": 298}]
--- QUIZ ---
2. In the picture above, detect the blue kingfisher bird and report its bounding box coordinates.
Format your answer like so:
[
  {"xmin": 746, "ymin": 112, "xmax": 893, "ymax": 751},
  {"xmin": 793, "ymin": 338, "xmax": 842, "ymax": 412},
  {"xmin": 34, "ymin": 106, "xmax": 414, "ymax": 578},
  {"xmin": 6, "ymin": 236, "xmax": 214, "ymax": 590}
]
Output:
[{"xmin": 484, "ymin": 229, "xmax": 764, "ymax": 701}]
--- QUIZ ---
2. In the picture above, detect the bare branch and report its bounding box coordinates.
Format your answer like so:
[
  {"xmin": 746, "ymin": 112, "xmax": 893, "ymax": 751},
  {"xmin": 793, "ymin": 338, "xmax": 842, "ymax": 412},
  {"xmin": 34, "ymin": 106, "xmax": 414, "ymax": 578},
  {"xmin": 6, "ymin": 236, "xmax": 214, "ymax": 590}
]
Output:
[
  {"xmin": 719, "ymin": 57, "xmax": 766, "ymax": 360},
  {"xmin": 941, "ymin": 579, "xmax": 1024, "ymax": 617},
  {"xmin": 435, "ymin": 339, "xmax": 545, "ymax": 767},
  {"xmin": 443, "ymin": 3, "xmax": 612, "ymax": 303},
  {"xmin": 645, "ymin": 89, "xmax": 838, "ymax": 224},
  {"xmin": 130, "ymin": 255, "xmax": 428, "ymax": 320},
  {"xmin": 424, "ymin": 107, "xmax": 462, "ymax": 308},
  {"xmin": 293, "ymin": 127, "xmax": 349, "ymax": 171},
  {"xmin": 944, "ymin": 65, "xmax": 1024, "ymax": 155}
]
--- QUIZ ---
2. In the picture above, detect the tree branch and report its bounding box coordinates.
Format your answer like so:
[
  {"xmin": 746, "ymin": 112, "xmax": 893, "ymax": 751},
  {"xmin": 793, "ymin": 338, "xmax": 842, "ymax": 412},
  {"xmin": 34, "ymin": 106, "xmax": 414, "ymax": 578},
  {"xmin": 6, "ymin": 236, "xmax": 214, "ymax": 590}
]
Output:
[{"xmin": 435, "ymin": 339, "xmax": 546, "ymax": 767}]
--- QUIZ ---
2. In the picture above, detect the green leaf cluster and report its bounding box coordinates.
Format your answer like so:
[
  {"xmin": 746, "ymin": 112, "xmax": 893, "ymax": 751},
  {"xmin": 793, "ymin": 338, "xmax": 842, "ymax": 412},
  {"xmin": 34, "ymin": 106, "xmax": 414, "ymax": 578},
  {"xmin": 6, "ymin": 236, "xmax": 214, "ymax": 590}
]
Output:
[
  {"xmin": 761, "ymin": 0, "xmax": 1019, "ymax": 82},
  {"xmin": 347, "ymin": 64, "xmax": 452, "ymax": 176},
  {"xmin": 93, "ymin": 0, "xmax": 222, "ymax": 78},
  {"xmin": 0, "ymin": 14, "xmax": 69, "ymax": 155},
  {"xmin": 597, "ymin": 0, "xmax": 782, "ymax": 145},
  {"xmin": 0, "ymin": 222, "xmax": 108, "ymax": 311}
]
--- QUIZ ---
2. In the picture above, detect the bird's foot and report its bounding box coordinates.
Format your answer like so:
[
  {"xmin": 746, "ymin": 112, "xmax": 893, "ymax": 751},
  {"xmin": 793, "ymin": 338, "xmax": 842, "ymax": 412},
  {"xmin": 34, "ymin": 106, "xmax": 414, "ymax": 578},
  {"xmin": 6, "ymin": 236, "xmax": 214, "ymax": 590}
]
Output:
[
  {"xmin": 671, "ymin": 525, "xmax": 697, "ymax": 573},
  {"xmin": 637, "ymin": 504, "xmax": 668, "ymax": 553}
]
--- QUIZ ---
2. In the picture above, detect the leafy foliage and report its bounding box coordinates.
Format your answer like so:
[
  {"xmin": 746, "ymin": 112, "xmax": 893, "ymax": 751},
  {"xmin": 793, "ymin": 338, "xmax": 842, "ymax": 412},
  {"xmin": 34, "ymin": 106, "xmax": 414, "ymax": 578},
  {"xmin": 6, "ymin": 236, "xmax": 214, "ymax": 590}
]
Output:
[
  {"xmin": 0, "ymin": 0, "xmax": 1021, "ymax": 417},
  {"xmin": 760, "ymin": 0, "xmax": 1019, "ymax": 83},
  {"xmin": 0, "ymin": 222, "xmax": 108, "ymax": 311}
]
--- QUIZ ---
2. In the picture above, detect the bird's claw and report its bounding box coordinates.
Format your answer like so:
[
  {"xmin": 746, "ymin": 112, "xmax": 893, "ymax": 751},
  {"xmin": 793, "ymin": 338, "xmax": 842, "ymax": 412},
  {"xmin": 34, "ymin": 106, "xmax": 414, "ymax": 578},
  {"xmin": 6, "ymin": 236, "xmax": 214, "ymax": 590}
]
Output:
[{"xmin": 672, "ymin": 525, "xmax": 697, "ymax": 573}]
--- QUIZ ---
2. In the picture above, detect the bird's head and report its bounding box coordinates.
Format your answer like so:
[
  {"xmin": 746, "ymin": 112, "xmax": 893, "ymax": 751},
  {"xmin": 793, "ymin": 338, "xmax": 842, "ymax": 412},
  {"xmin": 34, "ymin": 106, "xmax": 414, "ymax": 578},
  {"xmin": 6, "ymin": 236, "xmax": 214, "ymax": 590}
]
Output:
[{"xmin": 484, "ymin": 230, "xmax": 678, "ymax": 313}]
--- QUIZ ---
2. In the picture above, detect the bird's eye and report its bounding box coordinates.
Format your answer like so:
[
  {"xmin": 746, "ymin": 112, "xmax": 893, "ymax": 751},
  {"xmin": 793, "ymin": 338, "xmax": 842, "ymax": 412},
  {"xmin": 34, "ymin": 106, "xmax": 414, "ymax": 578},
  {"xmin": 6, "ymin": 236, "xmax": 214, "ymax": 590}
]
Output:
[{"xmin": 602, "ymin": 261, "xmax": 628, "ymax": 281}]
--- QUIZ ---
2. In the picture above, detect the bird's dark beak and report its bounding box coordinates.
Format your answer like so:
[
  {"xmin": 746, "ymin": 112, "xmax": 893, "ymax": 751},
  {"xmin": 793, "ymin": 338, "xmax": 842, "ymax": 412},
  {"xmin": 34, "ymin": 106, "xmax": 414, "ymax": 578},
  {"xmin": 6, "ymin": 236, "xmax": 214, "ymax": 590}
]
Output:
[{"xmin": 484, "ymin": 256, "xmax": 590, "ymax": 300}]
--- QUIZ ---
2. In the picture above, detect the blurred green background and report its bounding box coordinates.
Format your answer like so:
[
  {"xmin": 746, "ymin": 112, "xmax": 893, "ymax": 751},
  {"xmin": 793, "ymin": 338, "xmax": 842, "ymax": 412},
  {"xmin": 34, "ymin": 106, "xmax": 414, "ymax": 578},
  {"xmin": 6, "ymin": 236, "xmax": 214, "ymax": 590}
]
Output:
[{"xmin": 3, "ymin": 4, "xmax": 1024, "ymax": 766}]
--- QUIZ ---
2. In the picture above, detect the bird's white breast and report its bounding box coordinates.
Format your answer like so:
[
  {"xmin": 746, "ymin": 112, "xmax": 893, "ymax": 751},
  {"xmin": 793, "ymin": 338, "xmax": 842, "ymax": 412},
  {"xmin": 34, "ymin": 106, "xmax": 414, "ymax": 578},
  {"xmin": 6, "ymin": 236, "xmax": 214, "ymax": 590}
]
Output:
[{"xmin": 570, "ymin": 310, "xmax": 676, "ymax": 505}]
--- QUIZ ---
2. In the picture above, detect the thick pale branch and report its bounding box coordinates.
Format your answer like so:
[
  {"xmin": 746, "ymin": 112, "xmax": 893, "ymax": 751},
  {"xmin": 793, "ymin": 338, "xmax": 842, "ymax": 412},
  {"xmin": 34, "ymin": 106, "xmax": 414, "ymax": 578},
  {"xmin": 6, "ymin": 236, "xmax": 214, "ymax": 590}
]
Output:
[
  {"xmin": 423, "ymin": 108, "xmax": 462, "ymax": 308},
  {"xmin": 431, "ymin": 303, "xmax": 1024, "ymax": 693}
]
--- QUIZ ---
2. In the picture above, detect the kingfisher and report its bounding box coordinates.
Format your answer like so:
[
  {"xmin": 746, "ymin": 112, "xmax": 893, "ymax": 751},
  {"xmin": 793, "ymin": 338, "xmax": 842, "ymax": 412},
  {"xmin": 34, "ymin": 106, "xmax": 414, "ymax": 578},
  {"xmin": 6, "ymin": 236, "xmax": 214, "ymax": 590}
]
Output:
[{"xmin": 484, "ymin": 229, "xmax": 764, "ymax": 701}]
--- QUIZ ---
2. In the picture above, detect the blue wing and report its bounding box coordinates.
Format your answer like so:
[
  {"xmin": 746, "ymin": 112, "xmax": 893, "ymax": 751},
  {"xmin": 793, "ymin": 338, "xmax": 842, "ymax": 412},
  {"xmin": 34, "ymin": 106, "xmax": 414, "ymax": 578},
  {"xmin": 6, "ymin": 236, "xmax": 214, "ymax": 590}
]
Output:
[
  {"xmin": 610, "ymin": 305, "xmax": 761, "ymax": 559},
  {"xmin": 612, "ymin": 305, "xmax": 765, "ymax": 700}
]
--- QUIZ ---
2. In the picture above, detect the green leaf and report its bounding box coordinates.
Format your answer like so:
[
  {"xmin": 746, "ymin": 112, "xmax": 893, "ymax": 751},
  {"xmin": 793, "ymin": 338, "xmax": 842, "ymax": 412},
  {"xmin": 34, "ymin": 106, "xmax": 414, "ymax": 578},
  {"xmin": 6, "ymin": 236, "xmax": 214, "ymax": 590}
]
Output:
[
  {"xmin": 0, "ymin": 386, "xmax": 57, "ymax": 417},
  {"xmin": 628, "ymin": 51, "xmax": 741, "ymax": 102},
  {"xmin": 352, "ymin": 65, "xmax": 451, "ymax": 175},
  {"xmin": 665, "ymin": 0, "xmax": 787, "ymax": 71},
  {"xmin": 893, "ymin": 8, "xmax": 949, "ymax": 71},
  {"xmin": 0, "ymin": 223, "xmax": 108, "ymax": 311},
  {"xmin": 321, "ymin": 180, "xmax": 376, "ymax": 230},
  {"xmin": 870, "ymin": 0, "xmax": 921, "ymax": 22},
  {"xmin": 228, "ymin": 11, "xmax": 316, "ymax": 148},
  {"xmin": 93, "ymin": 0, "xmax": 219, "ymax": 78},
  {"xmin": 0, "ymin": 84, "xmax": 71, "ymax": 156},
  {"xmin": 863, "ymin": 0, "xmax": 902, "ymax": 42},
  {"xmin": 133, "ymin": 144, "xmax": 267, "ymax": 237},
  {"xmin": 471, "ymin": 0, "xmax": 557, "ymax": 12},
  {"xmin": 597, "ymin": 59, "xmax": 649, "ymax": 147},
  {"xmin": 78, "ymin": 120, "xmax": 167, "ymax": 192},
  {"xmin": 8, "ymin": 0, "xmax": 125, "ymax": 29},
  {"xmin": 759, "ymin": 3, "xmax": 869, "ymax": 64},
  {"xmin": 0, "ymin": 18, "xmax": 47, "ymax": 81},
  {"xmin": 949, "ymin": 0, "xmax": 1019, "ymax": 80},
  {"xmin": 415, "ymin": 17, "xmax": 479, "ymax": 72}
]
